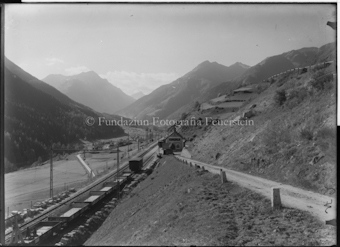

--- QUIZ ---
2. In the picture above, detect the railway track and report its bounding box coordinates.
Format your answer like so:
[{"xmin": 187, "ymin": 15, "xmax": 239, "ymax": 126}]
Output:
[{"xmin": 5, "ymin": 142, "xmax": 159, "ymax": 244}]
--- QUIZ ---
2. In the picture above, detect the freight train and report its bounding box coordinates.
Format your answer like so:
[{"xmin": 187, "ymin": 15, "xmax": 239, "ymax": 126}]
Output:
[
  {"xmin": 128, "ymin": 157, "xmax": 143, "ymax": 172},
  {"xmin": 7, "ymin": 144, "xmax": 158, "ymax": 246}
]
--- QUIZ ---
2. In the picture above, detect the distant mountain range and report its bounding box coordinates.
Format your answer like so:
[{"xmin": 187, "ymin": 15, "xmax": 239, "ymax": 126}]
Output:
[
  {"xmin": 235, "ymin": 42, "xmax": 336, "ymax": 86},
  {"xmin": 116, "ymin": 61, "xmax": 250, "ymax": 120},
  {"xmin": 4, "ymin": 57, "xmax": 126, "ymax": 172},
  {"xmin": 117, "ymin": 42, "xmax": 335, "ymax": 121},
  {"xmin": 131, "ymin": 91, "xmax": 146, "ymax": 100},
  {"xmin": 4, "ymin": 42, "xmax": 335, "ymax": 171},
  {"xmin": 42, "ymin": 71, "xmax": 135, "ymax": 114}
]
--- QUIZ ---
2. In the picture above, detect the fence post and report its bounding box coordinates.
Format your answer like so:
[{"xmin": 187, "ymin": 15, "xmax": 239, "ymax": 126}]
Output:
[
  {"xmin": 220, "ymin": 169, "xmax": 227, "ymax": 183},
  {"xmin": 271, "ymin": 187, "xmax": 282, "ymax": 210}
]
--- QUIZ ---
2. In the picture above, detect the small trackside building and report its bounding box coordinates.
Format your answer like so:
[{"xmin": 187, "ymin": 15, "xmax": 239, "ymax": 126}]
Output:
[{"xmin": 164, "ymin": 129, "xmax": 185, "ymax": 152}]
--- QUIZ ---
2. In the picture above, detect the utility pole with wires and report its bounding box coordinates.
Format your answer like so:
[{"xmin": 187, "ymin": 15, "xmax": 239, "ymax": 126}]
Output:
[
  {"xmin": 127, "ymin": 132, "xmax": 130, "ymax": 158},
  {"xmin": 116, "ymin": 144, "xmax": 120, "ymax": 201},
  {"xmin": 50, "ymin": 146, "xmax": 53, "ymax": 199}
]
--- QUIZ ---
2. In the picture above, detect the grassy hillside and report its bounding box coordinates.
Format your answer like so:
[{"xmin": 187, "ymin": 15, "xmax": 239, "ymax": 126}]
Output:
[
  {"xmin": 181, "ymin": 63, "xmax": 336, "ymax": 196},
  {"xmin": 85, "ymin": 157, "xmax": 335, "ymax": 246}
]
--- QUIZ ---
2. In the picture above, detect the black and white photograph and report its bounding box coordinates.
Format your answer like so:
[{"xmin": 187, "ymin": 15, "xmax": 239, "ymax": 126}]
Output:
[{"xmin": 1, "ymin": 2, "xmax": 337, "ymax": 246}]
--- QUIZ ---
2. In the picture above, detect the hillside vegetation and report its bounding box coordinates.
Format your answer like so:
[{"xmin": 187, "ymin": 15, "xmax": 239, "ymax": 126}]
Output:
[
  {"xmin": 181, "ymin": 62, "xmax": 336, "ymax": 196},
  {"xmin": 4, "ymin": 61, "xmax": 126, "ymax": 173},
  {"xmin": 86, "ymin": 157, "xmax": 335, "ymax": 246}
]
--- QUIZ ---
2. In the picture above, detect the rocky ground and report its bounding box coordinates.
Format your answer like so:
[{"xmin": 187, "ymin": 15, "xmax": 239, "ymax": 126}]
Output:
[
  {"xmin": 85, "ymin": 156, "xmax": 335, "ymax": 246},
  {"xmin": 183, "ymin": 65, "xmax": 336, "ymax": 197}
]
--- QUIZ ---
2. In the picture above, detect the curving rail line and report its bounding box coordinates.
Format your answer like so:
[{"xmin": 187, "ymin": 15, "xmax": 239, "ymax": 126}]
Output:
[
  {"xmin": 264, "ymin": 61, "xmax": 334, "ymax": 81},
  {"xmin": 5, "ymin": 142, "xmax": 158, "ymax": 244}
]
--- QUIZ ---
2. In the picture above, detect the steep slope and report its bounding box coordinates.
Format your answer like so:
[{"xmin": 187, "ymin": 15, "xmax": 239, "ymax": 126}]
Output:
[
  {"xmin": 282, "ymin": 47, "xmax": 319, "ymax": 67},
  {"xmin": 314, "ymin": 42, "xmax": 336, "ymax": 63},
  {"xmin": 282, "ymin": 43, "xmax": 336, "ymax": 67},
  {"xmin": 117, "ymin": 61, "xmax": 249, "ymax": 120},
  {"xmin": 234, "ymin": 54, "xmax": 296, "ymax": 86},
  {"xmin": 85, "ymin": 157, "xmax": 334, "ymax": 246},
  {"xmin": 4, "ymin": 63, "xmax": 125, "ymax": 172},
  {"xmin": 231, "ymin": 42, "xmax": 336, "ymax": 87},
  {"xmin": 181, "ymin": 59, "xmax": 336, "ymax": 197},
  {"xmin": 43, "ymin": 71, "xmax": 135, "ymax": 114},
  {"xmin": 5, "ymin": 57, "xmax": 76, "ymax": 105}
]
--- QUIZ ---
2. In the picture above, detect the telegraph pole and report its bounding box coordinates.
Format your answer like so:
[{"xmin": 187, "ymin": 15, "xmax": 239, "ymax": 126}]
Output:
[
  {"xmin": 116, "ymin": 144, "xmax": 120, "ymax": 201},
  {"xmin": 127, "ymin": 133, "xmax": 129, "ymax": 158},
  {"xmin": 50, "ymin": 147, "xmax": 53, "ymax": 198}
]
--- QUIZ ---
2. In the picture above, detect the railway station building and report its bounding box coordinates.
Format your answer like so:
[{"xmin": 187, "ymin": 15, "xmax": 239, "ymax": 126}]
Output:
[{"xmin": 163, "ymin": 129, "xmax": 185, "ymax": 152}]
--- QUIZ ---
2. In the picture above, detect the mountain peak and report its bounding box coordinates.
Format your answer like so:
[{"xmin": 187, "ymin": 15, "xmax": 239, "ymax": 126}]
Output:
[
  {"xmin": 200, "ymin": 60, "xmax": 211, "ymax": 65},
  {"xmin": 75, "ymin": 70, "xmax": 101, "ymax": 79},
  {"xmin": 230, "ymin": 62, "xmax": 251, "ymax": 69},
  {"xmin": 192, "ymin": 60, "xmax": 221, "ymax": 71},
  {"xmin": 42, "ymin": 70, "xmax": 135, "ymax": 113}
]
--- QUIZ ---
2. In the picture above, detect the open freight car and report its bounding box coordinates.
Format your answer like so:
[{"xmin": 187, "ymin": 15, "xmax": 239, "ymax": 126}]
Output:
[
  {"xmin": 48, "ymin": 202, "xmax": 89, "ymax": 223},
  {"xmin": 23, "ymin": 221, "xmax": 62, "ymax": 245}
]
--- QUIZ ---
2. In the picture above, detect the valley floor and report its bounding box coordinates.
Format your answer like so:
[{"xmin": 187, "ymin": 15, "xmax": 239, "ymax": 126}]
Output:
[
  {"xmin": 85, "ymin": 156, "xmax": 335, "ymax": 246},
  {"xmin": 5, "ymin": 142, "xmax": 137, "ymax": 214}
]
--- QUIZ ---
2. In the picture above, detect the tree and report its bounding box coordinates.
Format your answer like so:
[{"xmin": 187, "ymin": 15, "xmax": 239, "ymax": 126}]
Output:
[{"xmin": 274, "ymin": 89, "xmax": 287, "ymax": 106}]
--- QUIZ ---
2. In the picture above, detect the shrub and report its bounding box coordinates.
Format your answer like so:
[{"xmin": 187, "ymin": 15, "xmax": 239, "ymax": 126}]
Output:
[
  {"xmin": 299, "ymin": 126, "xmax": 314, "ymax": 141},
  {"xmin": 262, "ymin": 119, "xmax": 292, "ymax": 154},
  {"xmin": 310, "ymin": 69, "xmax": 333, "ymax": 91},
  {"xmin": 273, "ymin": 89, "xmax": 287, "ymax": 106},
  {"xmin": 285, "ymin": 87, "xmax": 308, "ymax": 109}
]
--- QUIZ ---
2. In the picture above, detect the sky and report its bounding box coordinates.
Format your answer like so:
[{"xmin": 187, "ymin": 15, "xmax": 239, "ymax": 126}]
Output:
[{"xmin": 5, "ymin": 3, "xmax": 336, "ymax": 95}]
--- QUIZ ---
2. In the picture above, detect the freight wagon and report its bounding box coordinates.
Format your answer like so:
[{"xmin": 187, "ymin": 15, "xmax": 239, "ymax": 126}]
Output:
[{"xmin": 128, "ymin": 157, "xmax": 143, "ymax": 172}]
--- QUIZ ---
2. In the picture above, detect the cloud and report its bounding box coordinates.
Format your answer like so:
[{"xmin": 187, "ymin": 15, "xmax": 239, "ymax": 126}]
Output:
[
  {"xmin": 64, "ymin": 66, "xmax": 91, "ymax": 76},
  {"xmin": 45, "ymin": 57, "xmax": 64, "ymax": 66},
  {"xmin": 100, "ymin": 71, "xmax": 179, "ymax": 95}
]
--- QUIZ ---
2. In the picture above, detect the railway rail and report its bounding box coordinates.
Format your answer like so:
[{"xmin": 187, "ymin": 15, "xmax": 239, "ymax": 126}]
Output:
[{"xmin": 5, "ymin": 142, "xmax": 159, "ymax": 245}]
